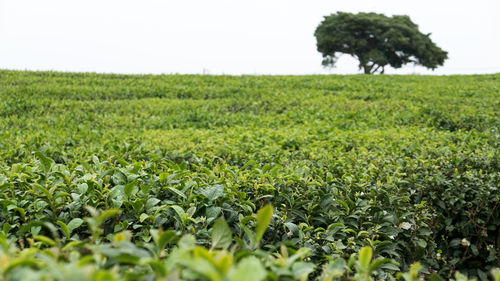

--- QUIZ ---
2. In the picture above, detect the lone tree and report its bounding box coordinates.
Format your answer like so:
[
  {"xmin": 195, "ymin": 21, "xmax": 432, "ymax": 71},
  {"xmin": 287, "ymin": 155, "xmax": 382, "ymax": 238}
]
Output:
[{"xmin": 314, "ymin": 12, "xmax": 448, "ymax": 74}]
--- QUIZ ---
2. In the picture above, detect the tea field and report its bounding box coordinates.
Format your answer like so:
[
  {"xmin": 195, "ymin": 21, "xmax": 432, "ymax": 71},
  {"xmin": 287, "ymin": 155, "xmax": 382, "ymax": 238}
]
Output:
[{"xmin": 0, "ymin": 70, "xmax": 499, "ymax": 281}]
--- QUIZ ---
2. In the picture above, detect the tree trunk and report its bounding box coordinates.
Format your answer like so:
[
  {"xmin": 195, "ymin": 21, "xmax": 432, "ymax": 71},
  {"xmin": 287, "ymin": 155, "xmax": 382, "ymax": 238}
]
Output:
[
  {"xmin": 362, "ymin": 63, "xmax": 385, "ymax": 74},
  {"xmin": 372, "ymin": 65, "xmax": 382, "ymax": 74}
]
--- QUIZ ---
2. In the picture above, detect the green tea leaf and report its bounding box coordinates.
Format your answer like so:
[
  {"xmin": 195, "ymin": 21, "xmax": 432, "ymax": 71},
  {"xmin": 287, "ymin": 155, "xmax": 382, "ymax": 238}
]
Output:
[
  {"xmin": 34, "ymin": 235, "xmax": 56, "ymax": 246},
  {"xmin": 167, "ymin": 186, "xmax": 187, "ymax": 199},
  {"xmin": 143, "ymin": 259, "xmax": 167, "ymax": 277},
  {"xmin": 198, "ymin": 184, "xmax": 224, "ymax": 201},
  {"xmin": 369, "ymin": 258, "xmax": 392, "ymax": 272},
  {"xmin": 97, "ymin": 209, "xmax": 121, "ymax": 225},
  {"xmin": 35, "ymin": 151, "xmax": 54, "ymax": 174},
  {"xmin": 170, "ymin": 205, "xmax": 186, "ymax": 222},
  {"xmin": 211, "ymin": 217, "xmax": 232, "ymax": 249},
  {"xmin": 124, "ymin": 182, "xmax": 138, "ymax": 197},
  {"xmin": 140, "ymin": 213, "xmax": 149, "ymax": 223},
  {"xmin": 67, "ymin": 218, "xmax": 84, "ymax": 233},
  {"xmin": 292, "ymin": 262, "xmax": 315, "ymax": 280},
  {"xmin": 230, "ymin": 256, "xmax": 266, "ymax": 281},
  {"xmin": 254, "ymin": 205, "xmax": 273, "ymax": 247},
  {"xmin": 57, "ymin": 221, "xmax": 70, "ymax": 238},
  {"xmin": 358, "ymin": 246, "xmax": 372, "ymax": 271},
  {"xmin": 157, "ymin": 230, "xmax": 178, "ymax": 250},
  {"xmin": 34, "ymin": 184, "xmax": 52, "ymax": 200}
]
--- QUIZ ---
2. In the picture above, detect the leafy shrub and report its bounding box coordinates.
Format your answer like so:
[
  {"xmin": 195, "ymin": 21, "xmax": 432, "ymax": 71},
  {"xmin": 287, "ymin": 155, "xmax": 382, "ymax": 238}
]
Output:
[{"xmin": 0, "ymin": 70, "xmax": 499, "ymax": 279}]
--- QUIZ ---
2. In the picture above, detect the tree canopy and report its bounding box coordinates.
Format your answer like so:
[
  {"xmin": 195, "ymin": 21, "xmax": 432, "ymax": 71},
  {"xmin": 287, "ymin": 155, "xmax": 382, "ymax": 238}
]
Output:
[{"xmin": 314, "ymin": 12, "xmax": 448, "ymax": 74}]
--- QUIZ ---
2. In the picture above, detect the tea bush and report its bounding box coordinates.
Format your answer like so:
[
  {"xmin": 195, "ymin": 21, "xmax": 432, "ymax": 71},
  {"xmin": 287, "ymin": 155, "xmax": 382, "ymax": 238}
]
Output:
[{"xmin": 0, "ymin": 70, "xmax": 499, "ymax": 280}]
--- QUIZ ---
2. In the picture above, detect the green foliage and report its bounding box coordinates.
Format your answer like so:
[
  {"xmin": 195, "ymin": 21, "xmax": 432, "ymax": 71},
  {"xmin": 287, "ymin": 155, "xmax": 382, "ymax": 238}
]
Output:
[
  {"xmin": 254, "ymin": 205, "xmax": 273, "ymax": 248},
  {"xmin": 0, "ymin": 70, "xmax": 499, "ymax": 280},
  {"xmin": 211, "ymin": 217, "xmax": 232, "ymax": 249},
  {"xmin": 314, "ymin": 12, "xmax": 448, "ymax": 74}
]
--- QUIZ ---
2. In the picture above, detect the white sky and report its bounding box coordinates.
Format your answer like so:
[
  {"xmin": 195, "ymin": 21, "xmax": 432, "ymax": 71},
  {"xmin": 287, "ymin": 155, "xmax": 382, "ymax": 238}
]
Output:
[{"xmin": 1, "ymin": 0, "xmax": 499, "ymax": 75}]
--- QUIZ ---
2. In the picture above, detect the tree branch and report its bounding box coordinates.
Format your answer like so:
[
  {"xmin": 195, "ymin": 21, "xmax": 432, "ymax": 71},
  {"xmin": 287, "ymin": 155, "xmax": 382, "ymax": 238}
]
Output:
[{"xmin": 371, "ymin": 64, "xmax": 382, "ymax": 74}]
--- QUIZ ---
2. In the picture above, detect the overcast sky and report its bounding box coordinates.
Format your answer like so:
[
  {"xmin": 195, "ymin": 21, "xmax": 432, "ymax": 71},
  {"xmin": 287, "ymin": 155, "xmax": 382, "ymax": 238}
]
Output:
[{"xmin": 1, "ymin": 0, "xmax": 499, "ymax": 75}]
